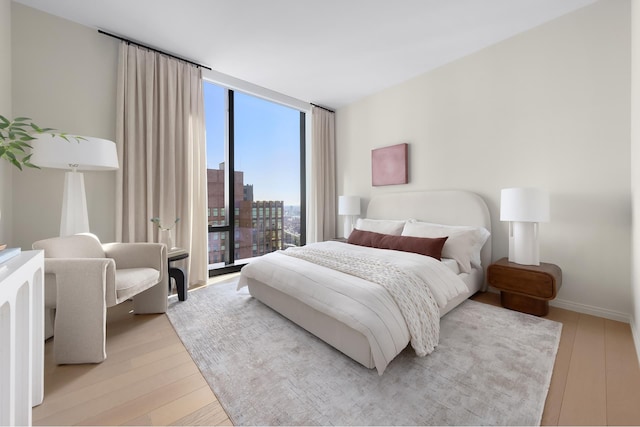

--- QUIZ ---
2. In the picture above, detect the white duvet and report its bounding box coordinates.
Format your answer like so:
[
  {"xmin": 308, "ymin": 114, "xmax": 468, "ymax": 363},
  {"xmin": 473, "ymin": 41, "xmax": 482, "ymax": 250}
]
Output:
[{"xmin": 237, "ymin": 241, "xmax": 469, "ymax": 374}]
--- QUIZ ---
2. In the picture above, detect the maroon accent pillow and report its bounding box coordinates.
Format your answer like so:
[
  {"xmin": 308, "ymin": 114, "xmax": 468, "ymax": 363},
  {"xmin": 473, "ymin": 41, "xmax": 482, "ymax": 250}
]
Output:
[
  {"xmin": 347, "ymin": 229, "xmax": 386, "ymax": 248},
  {"xmin": 375, "ymin": 234, "xmax": 448, "ymax": 260}
]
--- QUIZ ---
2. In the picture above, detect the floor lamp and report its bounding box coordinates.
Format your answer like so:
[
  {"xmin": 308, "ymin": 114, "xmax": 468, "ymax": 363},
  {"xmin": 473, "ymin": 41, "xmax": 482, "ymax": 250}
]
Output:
[{"xmin": 30, "ymin": 134, "xmax": 119, "ymax": 237}]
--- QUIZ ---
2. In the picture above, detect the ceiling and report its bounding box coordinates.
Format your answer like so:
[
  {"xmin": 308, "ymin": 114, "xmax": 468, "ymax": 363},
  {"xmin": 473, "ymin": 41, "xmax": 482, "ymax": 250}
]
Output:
[{"xmin": 14, "ymin": 0, "xmax": 596, "ymax": 109}]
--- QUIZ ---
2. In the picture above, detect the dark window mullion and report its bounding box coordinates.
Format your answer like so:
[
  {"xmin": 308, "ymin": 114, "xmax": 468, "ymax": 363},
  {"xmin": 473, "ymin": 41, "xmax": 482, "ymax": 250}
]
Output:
[
  {"xmin": 228, "ymin": 90, "xmax": 236, "ymax": 265},
  {"xmin": 299, "ymin": 111, "xmax": 306, "ymax": 246}
]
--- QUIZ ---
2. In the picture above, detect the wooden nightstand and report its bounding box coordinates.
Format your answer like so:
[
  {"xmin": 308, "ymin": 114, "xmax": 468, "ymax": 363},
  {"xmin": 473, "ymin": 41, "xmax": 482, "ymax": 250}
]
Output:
[{"xmin": 486, "ymin": 257, "xmax": 562, "ymax": 316}]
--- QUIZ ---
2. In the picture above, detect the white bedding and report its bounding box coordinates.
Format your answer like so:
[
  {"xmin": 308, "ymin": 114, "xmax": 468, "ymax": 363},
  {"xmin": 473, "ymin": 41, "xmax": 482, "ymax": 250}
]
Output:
[
  {"xmin": 441, "ymin": 258, "xmax": 460, "ymax": 275},
  {"xmin": 238, "ymin": 241, "xmax": 469, "ymax": 374}
]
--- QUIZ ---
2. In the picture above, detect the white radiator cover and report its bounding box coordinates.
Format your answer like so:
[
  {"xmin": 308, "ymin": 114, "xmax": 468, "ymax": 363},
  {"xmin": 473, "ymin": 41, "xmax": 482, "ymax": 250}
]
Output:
[{"xmin": 0, "ymin": 250, "xmax": 44, "ymax": 426}]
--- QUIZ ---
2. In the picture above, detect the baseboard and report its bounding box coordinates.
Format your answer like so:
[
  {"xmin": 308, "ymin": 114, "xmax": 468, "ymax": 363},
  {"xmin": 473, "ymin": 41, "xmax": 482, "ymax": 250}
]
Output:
[
  {"xmin": 550, "ymin": 298, "xmax": 631, "ymax": 323},
  {"xmin": 484, "ymin": 287, "xmax": 633, "ymax": 323}
]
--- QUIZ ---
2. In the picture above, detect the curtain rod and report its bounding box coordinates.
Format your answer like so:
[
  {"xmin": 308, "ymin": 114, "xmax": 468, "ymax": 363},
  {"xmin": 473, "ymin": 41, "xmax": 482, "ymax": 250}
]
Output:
[
  {"xmin": 311, "ymin": 103, "xmax": 335, "ymax": 113},
  {"xmin": 98, "ymin": 29, "xmax": 212, "ymax": 70}
]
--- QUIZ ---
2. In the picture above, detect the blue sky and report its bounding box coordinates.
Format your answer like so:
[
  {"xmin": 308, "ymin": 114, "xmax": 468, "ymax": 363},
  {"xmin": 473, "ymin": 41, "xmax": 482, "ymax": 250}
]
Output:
[{"xmin": 204, "ymin": 82, "xmax": 301, "ymax": 206}]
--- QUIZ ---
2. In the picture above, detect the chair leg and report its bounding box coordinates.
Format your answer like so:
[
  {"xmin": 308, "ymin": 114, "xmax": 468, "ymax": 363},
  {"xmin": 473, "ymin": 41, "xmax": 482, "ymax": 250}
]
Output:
[
  {"xmin": 54, "ymin": 289, "xmax": 107, "ymax": 364},
  {"xmin": 133, "ymin": 278, "xmax": 168, "ymax": 314},
  {"xmin": 44, "ymin": 308, "xmax": 55, "ymax": 340}
]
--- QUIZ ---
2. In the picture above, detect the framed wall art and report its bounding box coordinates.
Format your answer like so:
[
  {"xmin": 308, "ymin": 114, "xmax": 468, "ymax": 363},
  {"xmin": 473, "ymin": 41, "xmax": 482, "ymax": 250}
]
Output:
[{"xmin": 371, "ymin": 143, "xmax": 408, "ymax": 186}]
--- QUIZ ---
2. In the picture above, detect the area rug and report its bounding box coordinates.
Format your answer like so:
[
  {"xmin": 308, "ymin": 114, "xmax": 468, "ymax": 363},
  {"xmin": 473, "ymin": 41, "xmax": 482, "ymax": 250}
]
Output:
[{"xmin": 166, "ymin": 281, "xmax": 562, "ymax": 426}]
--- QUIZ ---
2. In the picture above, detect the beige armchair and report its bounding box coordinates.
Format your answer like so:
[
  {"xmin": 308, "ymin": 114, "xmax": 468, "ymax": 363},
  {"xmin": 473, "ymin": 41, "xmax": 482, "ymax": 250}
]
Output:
[{"xmin": 32, "ymin": 233, "xmax": 168, "ymax": 364}]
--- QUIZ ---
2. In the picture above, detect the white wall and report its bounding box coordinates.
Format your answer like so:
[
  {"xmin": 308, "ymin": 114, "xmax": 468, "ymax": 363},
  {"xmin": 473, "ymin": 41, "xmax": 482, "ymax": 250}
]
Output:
[
  {"xmin": 11, "ymin": 3, "xmax": 119, "ymax": 249},
  {"xmin": 336, "ymin": 0, "xmax": 632, "ymax": 320},
  {"xmin": 631, "ymin": 0, "xmax": 640, "ymax": 357},
  {"xmin": 0, "ymin": 0, "xmax": 12, "ymax": 246}
]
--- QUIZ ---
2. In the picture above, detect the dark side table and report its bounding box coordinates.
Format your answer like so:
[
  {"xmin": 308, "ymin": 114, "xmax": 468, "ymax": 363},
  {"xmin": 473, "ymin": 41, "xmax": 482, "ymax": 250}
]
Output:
[
  {"xmin": 487, "ymin": 257, "xmax": 562, "ymax": 316},
  {"xmin": 168, "ymin": 248, "xmax": 189, "ymax": 301}
]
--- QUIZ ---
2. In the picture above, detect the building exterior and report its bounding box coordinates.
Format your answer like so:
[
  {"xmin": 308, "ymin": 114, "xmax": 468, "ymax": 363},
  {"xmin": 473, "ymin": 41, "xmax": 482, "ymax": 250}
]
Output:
[
  {"xmin": 207, "ymin": 164, "xmax": 287, "ymax": 267},
  {"xmin": 251, "ymin": 201, "xmax": 284, "ymax": 257}
]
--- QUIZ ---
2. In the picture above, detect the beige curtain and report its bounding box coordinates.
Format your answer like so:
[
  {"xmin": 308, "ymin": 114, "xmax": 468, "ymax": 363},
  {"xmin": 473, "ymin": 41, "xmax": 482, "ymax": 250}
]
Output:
[
  {"xmin": 309, "ymin": 106, "xmax": 336, "ymax": 242},
  {"xmin": 115, "ymin": 42, "xmax": 208, "ymax": 286}
]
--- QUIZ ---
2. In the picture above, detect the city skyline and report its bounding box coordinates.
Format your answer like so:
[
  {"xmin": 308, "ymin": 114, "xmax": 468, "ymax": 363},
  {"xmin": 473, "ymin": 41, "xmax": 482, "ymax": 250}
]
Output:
[{"xmin": 204, "ymin": 82, "xmax": 302, "ymax": 206}]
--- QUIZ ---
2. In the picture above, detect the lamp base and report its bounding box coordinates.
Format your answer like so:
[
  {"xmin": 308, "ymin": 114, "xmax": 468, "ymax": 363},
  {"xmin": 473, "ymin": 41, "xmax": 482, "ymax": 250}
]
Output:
[
  {"xmin": 60, "ymin": 171, "xmax": 90, "ymax": 237},
  {"xmin": 508, "ymin": 221, "xmax": 540, "ymax": 266},
  {"xmin": 343, "ymin": 216, "xmax": 353, "ymax": 239}
]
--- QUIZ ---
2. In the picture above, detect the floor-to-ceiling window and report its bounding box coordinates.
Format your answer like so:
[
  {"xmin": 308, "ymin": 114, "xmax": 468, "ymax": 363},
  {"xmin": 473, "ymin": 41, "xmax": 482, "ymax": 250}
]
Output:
[{"xmin": 204, "ymin": 81, "xmax": 305, "ymax": 275}]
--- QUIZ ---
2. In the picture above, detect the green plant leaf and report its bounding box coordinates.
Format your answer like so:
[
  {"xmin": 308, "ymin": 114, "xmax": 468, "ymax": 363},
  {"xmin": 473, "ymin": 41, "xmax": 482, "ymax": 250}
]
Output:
[
  {"xmin": 21, "ymin": 153, "xmax": 40, "ymax": 169},
  {"xmin": 13, "ymin": 130, "xmax": 31, "ymax": 138},
  {"xmin": 23, "ymin": 161, "xmax": 40, "ymax": 169},
  {"xmin": 10, "ymin": 157, "xmax": 22, "ymax": 170},
  {"xmin": 0, "ymin": 115, "xmax": 80, "ymax": 171},
  {"xmin": 9, "ymin": 142, "xmax": 27, "ymax": 152}
]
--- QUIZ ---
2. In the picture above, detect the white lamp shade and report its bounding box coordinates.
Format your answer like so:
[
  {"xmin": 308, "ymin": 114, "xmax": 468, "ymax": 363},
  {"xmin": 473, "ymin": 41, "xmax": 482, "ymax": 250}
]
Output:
[
  {"xmin": 338, "ymin": 196, "xmax": 361, "ymax": 216},
  {"xmin": 500, "ymin": 188, "xmax": 550, "ymax": 223},
  {"xmin": 29, "ymin": 133, "xmax": 118, "ymax": 236},
  {"xmin": 30, "ymin": 134, "xmax": 119, "ymax": 171}
]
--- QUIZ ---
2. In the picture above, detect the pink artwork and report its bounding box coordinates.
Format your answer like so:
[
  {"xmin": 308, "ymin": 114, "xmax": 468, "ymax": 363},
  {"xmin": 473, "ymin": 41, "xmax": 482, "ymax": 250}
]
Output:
[{"xmin": 371, "ymin": 143, "xmax": 408, "ymax": 186}]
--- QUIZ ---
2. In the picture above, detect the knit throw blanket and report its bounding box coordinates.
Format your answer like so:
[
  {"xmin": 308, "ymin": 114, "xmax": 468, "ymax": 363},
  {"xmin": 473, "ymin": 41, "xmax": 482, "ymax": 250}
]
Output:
[{"xmin": 283, "ymin": 246, "xmax": 441, "ymax": 357}]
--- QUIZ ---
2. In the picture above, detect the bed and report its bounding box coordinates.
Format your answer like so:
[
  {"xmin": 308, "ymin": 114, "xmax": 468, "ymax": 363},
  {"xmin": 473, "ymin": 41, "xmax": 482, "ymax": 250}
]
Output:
[{"xmin": 238, "ymin": 190, "xmax": 492, "ymax": 374}]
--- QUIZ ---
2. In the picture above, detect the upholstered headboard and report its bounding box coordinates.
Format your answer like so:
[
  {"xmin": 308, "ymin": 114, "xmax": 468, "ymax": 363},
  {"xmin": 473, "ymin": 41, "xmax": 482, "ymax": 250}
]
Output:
[{"xmin": 366, "ymin": 190, "xmax": 492, "ymax": 272}]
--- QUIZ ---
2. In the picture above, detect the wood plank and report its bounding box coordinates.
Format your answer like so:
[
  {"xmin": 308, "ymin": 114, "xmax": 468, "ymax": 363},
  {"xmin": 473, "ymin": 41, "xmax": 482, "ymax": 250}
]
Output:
[
  {"xmin": 470, "ymin": 290, "xmax": 501, "ymax": 307},
  {"xmin": 33, "ymin": 352, "xmax": 198, "ymax": 424},
  {"xmin": 105, "ymin": 318, "xmax": 176, "ymax": 353},
  {"xmin": 541, "ymin": 306, "xmax": 580, "ymax": 426},
  {"xmin": 76, "ymin": 372, "xmax": 208, "ymax": 426},
  {"xmin": 558, "ymin": 314, "xmax": 607, "ymax": 426},
  {"xmin": 125, "ymin": 385, "xmax": 217, "ymax": 426},
  {"xmin": 38, "ymin": 348, "xmax": 193, "ymax": 404},
  {"xmin": 171, "ymin": 401, "xmax": 231, "ymax": 426},
  {"xmin": 604, "ymin": 319, "xmax": 640, "ymax": 425},
  {"xmin": 41, "ymin": 317, "xmax": 181, "ymax": 397},
  {"xmin": 104, "ymin": 337, "xmax": 185, "ymax": 367}
]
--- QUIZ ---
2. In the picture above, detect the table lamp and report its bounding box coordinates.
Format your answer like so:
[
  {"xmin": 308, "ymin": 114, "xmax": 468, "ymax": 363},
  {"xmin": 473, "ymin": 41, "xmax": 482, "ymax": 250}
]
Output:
[
  {"xmin": 500, "ymin": 187, "xmax": 550, "ymax": 266},
  {"xmin": 338, "ymin": 195, "xmax": 361, "ymax": 238},
  {"xmin": 30, "ymin": 134, "xmax": 119, "ymax": 236}
]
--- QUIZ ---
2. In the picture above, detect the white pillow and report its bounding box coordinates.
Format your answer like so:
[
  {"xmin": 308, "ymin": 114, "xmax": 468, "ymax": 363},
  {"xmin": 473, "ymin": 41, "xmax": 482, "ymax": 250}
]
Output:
[
  {"xmin": 401, "ymin": 221, "xmax": 490, "ymax": 273},
  {"xmin": 355, "ymin": 218, "xmax": 406, "ymax": 236}
]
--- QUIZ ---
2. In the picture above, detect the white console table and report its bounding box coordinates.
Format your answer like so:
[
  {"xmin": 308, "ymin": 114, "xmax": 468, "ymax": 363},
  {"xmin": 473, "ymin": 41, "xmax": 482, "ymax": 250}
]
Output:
[{"xmin": 0, "ymin": 250, "xmax": 44, "ymax": 426}]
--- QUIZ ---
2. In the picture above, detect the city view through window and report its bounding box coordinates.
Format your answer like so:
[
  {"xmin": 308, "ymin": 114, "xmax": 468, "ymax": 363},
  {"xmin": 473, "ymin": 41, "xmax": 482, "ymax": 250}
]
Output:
[{"xmin": 204, "ymin": 82, "xmax": 304, "ymax": 270}]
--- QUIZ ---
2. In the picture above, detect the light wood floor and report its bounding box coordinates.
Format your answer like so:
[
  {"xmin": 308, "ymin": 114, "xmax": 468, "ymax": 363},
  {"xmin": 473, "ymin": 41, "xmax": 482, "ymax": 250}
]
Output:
[{"xmin": 33, "ymin": 279, "xmax": 640, "ymax": 426}]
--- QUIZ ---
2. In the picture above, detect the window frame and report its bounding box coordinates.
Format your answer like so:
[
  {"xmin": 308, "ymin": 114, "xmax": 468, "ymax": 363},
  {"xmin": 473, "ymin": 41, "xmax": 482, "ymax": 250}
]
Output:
[{"xmin": 207, "ymin": 87, "xmax": 307, "ymax": 276}]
